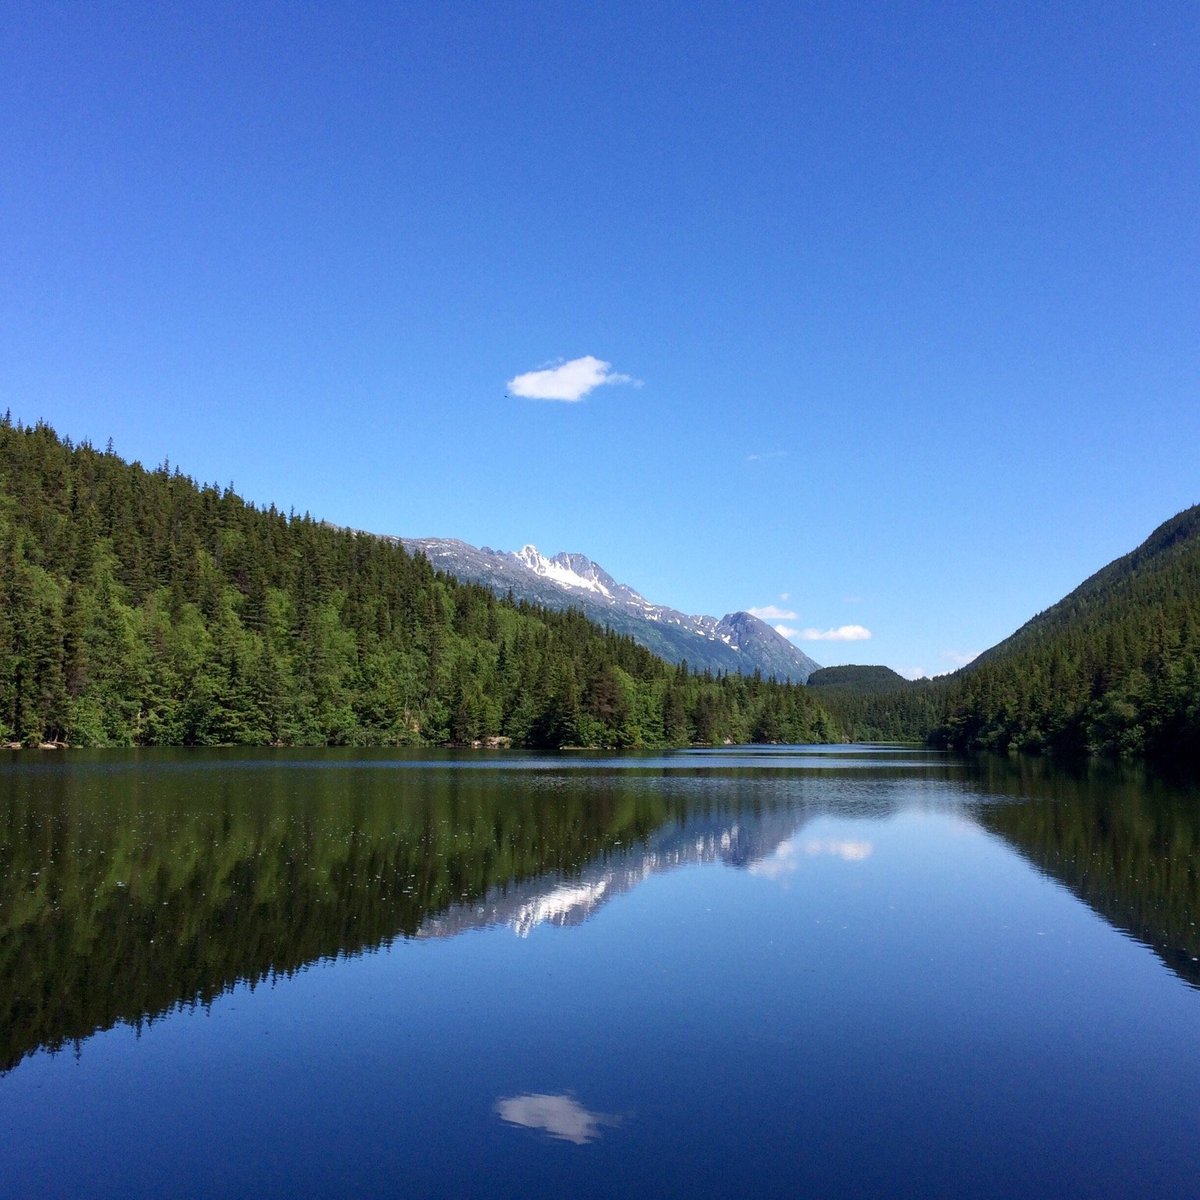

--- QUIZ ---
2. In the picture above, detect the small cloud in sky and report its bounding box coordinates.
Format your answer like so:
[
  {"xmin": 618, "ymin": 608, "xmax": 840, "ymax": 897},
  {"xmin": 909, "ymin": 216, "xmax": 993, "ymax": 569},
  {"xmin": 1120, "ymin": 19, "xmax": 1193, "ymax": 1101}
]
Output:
[
  {"xmin": 799, "ymin": 625, "xmax": 872, "ymax": 642},
  {"xmin": 780, "ymin": 592, "xmax": 790, "ymax": 601},
  {"xmin": 898, "ymin": 666, "xmax": 928, "ymax": 680},
  {"xmin": 942, "ymin": 650, "xmax": 978, "ymax": 667},
  {"xmin": 507, "ymin": 355, "xmax": 640, "ymax": 402},
  {"xmin": 842, "ymin": 594, "xmax": 862, "ymax": 604},
  {"xmin": 774, "ymin": 624, "xmax": 800, "ymax": 639},
  {"xmin": 749, "ymin": 604, "xmax": 798, "ymax": 620},
  {"xmin": 745, "ymin": 450, "xmax": 788, "ymax": 462},
  {"xmin": 495, "ymin": 1093, "xmax": 618, "ymax": 1145}
]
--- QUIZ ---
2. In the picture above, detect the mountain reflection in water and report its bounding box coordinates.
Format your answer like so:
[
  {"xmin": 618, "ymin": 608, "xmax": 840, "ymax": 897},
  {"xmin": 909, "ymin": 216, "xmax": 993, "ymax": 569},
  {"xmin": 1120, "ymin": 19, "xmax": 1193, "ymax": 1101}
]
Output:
[{"xmin": 1, "ymin": 746, "xmax": 1197, "ymax": 1079}]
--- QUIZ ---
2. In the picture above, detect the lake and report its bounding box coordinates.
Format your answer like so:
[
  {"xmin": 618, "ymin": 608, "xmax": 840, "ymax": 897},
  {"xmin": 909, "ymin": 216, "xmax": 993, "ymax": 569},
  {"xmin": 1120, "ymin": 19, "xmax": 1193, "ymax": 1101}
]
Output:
[{"xmin": 1, "ymin": 745, "xmax": 1197, "ymax": 1198}]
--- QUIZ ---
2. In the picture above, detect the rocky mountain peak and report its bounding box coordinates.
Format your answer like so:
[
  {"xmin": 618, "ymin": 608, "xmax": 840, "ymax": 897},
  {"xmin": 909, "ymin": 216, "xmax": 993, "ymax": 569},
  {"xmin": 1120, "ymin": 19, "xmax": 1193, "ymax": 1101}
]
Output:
[{"xmin": 399, "ymin": 535, "xmax": 821, "ymax": 682}]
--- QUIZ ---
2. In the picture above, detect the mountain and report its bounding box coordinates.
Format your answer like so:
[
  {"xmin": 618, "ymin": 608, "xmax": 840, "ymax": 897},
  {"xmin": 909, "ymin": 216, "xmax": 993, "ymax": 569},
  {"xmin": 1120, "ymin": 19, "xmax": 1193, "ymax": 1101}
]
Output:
[
  {"xmin": 936, "ymin": 503, "xmax": 1200, "ymax": 757},
  {"xmin": 803, "ymin": 505, "xmax": 1200, "ymax": 757},
  {"xmin": 970, "ymin": 503, "xmax": 1200, "ymax": 670},
  {"xmin": 396, "ymin": 537, "xmax": 821, "ymax": 682},
  {"xmin": 804, "ymin": 665, "xmax": 940, "ymax": 744}
]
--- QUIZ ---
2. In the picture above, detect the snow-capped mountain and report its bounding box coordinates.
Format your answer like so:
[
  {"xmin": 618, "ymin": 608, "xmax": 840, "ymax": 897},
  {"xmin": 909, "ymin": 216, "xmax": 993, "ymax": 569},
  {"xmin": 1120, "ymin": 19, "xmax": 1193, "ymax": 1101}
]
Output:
[{"xmin": 394, "ymin": 537, "xmax": 820, "ymax": 682}]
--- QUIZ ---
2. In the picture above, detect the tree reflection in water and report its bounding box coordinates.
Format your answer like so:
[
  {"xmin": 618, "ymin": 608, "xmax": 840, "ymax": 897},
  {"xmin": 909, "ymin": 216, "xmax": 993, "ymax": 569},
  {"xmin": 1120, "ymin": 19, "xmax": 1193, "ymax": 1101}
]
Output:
[{"xmin": 2, "ymin": 747, "xmax": 1196, "ymax": 1079}]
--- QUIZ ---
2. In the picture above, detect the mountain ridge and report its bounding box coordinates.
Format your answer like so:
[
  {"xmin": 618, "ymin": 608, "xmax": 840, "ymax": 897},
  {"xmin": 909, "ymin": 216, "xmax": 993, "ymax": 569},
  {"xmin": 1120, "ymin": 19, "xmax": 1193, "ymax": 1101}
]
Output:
[
  {"xmin": 394, "ymin": 536, "xmax": 821, "ymax": 683},
  {"xmin": 969, "ymin": 504, "xmax": 1200, "ymax": 671},
  {"xmin": 936, "ymin": 501, "xmax": 1200, "ymax": 756}
]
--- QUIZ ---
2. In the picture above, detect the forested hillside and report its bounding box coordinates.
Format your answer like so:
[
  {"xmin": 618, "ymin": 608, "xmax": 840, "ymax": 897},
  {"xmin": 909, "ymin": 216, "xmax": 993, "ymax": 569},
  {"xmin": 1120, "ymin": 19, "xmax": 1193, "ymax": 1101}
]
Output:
[
  {"xmin": 805, "ymin": 664, "xmax": 934, "ymax": 739},
  {"xmin": 934, "ymin": 506, "xmax": 1200, "ymax": 758},
  {"xmin": 807, "ymin": 665, "xmax": 910, "ymax": 691},
  {"xmin": 0, "ymin": 416, "xmax": 838, "ymax": 748},
  {"xmin": 806, "ymin": 509, "xmax": 1200, "ymax": 760},
  {"xmin": 805, "ymin": 670, "xmax": 942, "ymax": 744}
]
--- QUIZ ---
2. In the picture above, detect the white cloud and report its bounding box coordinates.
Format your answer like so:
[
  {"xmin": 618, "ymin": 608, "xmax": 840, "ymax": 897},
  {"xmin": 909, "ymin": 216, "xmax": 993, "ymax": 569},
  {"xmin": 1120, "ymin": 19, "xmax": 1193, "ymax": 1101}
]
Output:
[
  {"xmin": 749, "ymin": 605, "xmax": 798, "ymax": 620},
  {"xmin": 942, "ymin": 650, "xmax": 978, "ymax": 667},
  {"xmin": 774, "ymin": 624, "xmax": 800, "ymax": 639},
  {"xmin": 745, "ymin": 450, "xmax": 787, "ymax": 462},
  {"xmin": 780, "ymin": 592, "xmax": 790, "ymax": 601},
  {"xmin": 799, "ymin": 625, "xmax": 872, "ymax": 642},
  {"xmin": 495, "ymin": 1093, "xmax": 618, "ymax": 1144},
  {"xmin": 507, "ymin": 355, "xmax": 640, "ymax": 402},
  {"xmin": 898, "ymin": 666, "xmax": 928, "ymax": 680}
]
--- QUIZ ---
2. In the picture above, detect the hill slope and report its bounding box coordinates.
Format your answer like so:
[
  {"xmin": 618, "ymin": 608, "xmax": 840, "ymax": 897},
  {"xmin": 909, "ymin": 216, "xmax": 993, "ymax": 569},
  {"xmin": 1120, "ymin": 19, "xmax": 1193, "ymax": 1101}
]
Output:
[
  {"xmin": 972, "ymin": 504, "xmax": 1200, "ymax": 668},
  {"xmin": 807, "ymin": 665, "xmax": 910, "ymax": 691},
  {"xmin": 936, "ymin": 504, "xmax": 1200, "ymax": 757},
  {"xmin": 805, "ymin": 665, "xmax": 941, "ymax": 743},
  {"xmin": 0, "ymin": 416, "xmax": 838, "ymax": 749}
]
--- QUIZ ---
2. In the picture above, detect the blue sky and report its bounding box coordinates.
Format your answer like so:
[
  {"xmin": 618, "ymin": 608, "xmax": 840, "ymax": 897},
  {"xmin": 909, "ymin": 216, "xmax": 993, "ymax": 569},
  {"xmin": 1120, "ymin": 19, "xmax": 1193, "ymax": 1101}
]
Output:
[{"xmin": 3, "ymin": 2, "xmax": 1197, "ymax": 676}]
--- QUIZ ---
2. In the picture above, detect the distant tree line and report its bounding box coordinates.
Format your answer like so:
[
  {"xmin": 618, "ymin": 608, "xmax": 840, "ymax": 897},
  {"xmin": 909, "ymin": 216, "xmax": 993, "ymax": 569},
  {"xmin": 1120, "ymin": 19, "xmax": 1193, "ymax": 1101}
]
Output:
[{"xmin": 0, "ymin": 415, "xmax": 840, "ymax": 748}]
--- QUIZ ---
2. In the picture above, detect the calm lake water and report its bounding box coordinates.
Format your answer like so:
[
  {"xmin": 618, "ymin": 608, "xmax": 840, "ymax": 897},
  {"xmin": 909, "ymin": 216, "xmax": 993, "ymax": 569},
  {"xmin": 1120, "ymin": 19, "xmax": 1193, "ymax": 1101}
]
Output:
[{"xmin": 1, "ymin": 745, "xmax": 1198, "ymax": 1198}]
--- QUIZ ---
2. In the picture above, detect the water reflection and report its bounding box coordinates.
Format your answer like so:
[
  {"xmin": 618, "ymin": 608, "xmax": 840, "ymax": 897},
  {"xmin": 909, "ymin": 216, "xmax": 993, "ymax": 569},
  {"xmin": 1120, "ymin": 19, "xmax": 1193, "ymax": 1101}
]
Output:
[
  {"xmin": 416, "ymin": 807, "xmax": 806, "ymax": 939},
  {"xmin": 0, "ymin": 752, "xmax": 834, "ymax": 1072},
  {"xmin": 965, "ymin": 756, "xmax": 1200, "ymax": 989},
  {"xmin": 749, "ymin": 835, "xmax": 875, "ymax": 878},
  {"xmin": 495, "ymin": 1093, "xmax": 619, "ymax": 1144},
  {"xmin": 2, "ymin": 746, "xmax": 1198, "ymax": 1078}
]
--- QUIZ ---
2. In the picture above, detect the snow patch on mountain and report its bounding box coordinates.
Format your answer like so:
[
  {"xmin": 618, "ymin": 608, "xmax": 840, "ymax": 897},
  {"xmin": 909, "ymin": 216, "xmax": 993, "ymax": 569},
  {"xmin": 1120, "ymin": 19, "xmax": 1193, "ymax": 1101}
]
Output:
[
  {"xmin": 516, "ymin": 545, "xmax": 614, "ymax": 598},
  {"xmin": 394, "ymin": 535, "xmax": 821, "ymax": 682}
]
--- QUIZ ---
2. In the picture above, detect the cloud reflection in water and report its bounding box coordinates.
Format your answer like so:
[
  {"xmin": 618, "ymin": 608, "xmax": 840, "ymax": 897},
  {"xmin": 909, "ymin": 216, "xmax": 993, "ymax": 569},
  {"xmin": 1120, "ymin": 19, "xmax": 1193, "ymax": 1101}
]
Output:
[
  {"xmin": 750, "ymin": 835, "xmax": 874, "ymax": 878},
  {"xmin": 495, "ymin": 1093, "xmax": 618, "ymax": 1144}
]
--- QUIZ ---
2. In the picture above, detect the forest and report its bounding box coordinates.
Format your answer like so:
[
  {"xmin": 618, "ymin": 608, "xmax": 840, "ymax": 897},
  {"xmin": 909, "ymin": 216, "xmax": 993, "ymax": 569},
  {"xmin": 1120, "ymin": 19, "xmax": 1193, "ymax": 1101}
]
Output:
[
  {"xmin": 0, "ymin": 416, "xmax": 838, "ymax": 749},
  {"xmin": 931, "ymin": 504, "xmax": 1200, "ymax": 759},
  {"xmin": 4, "ymin": 413, "xmax": 1196, "ymax": 760},
  {"xmin": 799, "ymin": 508, "xmax": 1200, "ymax": 761},
  {"xmin": 806, "ymin": 665, "xmax": 942, "ymax": 744}
]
